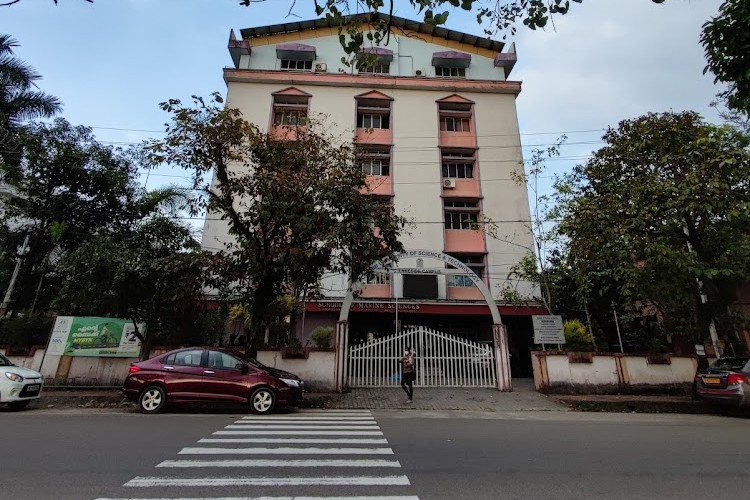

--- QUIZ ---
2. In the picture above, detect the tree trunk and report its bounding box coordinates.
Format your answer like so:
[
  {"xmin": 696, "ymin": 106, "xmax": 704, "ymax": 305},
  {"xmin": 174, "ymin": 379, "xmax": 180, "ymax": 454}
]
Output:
[
  {"xmin": 130, "ymin": 318, "xmax": 151, "ymax": 361},
  {"xmin": 246, "ymin": 279, "xmax": 276, "ymax": 357}
]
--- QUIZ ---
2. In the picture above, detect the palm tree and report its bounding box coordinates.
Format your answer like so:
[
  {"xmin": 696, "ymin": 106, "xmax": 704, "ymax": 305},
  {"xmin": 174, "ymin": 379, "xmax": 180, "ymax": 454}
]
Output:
[{"xmin": 0, "ymin": 34, "xmax": 62, "ymax": 152}]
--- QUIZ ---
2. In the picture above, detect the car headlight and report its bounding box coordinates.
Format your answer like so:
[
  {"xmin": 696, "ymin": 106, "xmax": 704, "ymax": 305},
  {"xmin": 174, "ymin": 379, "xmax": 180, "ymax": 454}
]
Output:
[
  {"xmin": 280, "ymin": 378, "xmax": 300, "ymax": 388},
  {"xmin": 5, "ymin": 372, "xmax": 23, "ymax": 382}
]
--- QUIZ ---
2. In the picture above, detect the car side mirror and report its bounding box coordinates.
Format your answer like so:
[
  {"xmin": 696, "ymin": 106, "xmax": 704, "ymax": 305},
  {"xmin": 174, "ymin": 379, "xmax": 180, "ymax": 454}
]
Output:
[{"xmin": 240, "ymin": 364, "xmax": 249, "ymax": 375}]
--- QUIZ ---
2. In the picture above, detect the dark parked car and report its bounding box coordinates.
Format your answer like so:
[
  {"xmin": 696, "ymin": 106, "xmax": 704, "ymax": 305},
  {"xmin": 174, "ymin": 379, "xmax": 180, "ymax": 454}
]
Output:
[
  {"xmin": 123, "ymin": 347, "xmax": 304, "ymax": 414},
  {"xmin": 694, "ymin": 356, "xmax": 750, "ymax": 408}
]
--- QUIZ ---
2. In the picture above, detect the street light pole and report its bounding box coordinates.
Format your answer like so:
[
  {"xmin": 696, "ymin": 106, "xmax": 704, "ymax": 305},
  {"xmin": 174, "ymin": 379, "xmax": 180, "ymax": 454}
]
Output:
[
  {"xmin": 0, "ymin": 234, "xmax": 30, "ymax": 317},
  {"xmin": 612, "ymin": 302, "xmax": 624, "ymax": 353},
  {"xmin": 394, "ymin": 272, "xmax": 399, "ymax": 334}
]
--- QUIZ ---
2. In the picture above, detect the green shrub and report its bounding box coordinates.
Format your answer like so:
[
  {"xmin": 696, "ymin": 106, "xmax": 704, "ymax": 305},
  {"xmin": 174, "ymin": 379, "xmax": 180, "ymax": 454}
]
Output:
[
  {"xmin": 564, "ymin": 319, "xmax": 594, "ymax": 352},
  {"xmin": 311, "ymin": 326, "xmax": 335, "ymax": 349}
]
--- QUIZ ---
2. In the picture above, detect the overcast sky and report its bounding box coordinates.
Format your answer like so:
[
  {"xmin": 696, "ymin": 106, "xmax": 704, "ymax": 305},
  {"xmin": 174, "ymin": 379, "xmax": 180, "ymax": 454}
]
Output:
[{"xmin": 3, "ymin": 0, "xmax": 724, "ymax": 224}]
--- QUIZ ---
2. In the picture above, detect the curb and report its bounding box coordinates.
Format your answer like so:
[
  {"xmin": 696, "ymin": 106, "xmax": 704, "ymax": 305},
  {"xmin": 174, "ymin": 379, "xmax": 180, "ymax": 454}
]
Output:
[{"xmin": 552, "ymin": 396, "xmax": 718, "ymax": 414}]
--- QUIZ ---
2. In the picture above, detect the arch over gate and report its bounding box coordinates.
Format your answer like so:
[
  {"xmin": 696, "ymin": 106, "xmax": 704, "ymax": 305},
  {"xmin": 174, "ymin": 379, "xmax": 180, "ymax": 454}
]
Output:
[{"xmin": 333, "ymin": 249, "xmax": 512, "ymax": 392}]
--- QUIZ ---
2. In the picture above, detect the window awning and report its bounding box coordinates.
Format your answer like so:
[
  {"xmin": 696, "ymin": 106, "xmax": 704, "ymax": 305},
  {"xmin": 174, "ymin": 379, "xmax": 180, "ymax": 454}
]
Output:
[
  {"xmin": 493, "ymin": 42, "xmax": 517, "ymax": 77},
  {"xmin": 228, "ymin": 30, "xmax": 251, "ymax": 69},
  {"xmin": 276, "ymin": 43, "xmax": 316, "ymax": 61},
  {"xmin": 431, "ymin": 51, "xmax": 471, "ymax": 69},
  {"xmin": 362, "ymin": 47, "xmax": 394, "ymax": 62}
]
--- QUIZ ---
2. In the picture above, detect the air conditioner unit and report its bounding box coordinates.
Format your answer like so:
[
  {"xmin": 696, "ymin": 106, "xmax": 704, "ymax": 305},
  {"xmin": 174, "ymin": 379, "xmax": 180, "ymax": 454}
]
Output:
[
  {"xmin": 314, "ymin": 63, "xmax": 328, "ymax": 72},
  {"xmin": 415, "ymin": 68, "xmax": 427, "ymax": 77},
  {"xmin": 443, "ymin": 178, "xmax": 456, "ymax": 189}
]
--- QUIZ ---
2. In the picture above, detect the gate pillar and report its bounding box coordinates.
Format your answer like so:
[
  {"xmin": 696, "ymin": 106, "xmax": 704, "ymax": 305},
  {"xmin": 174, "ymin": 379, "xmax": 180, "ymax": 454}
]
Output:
[
  {"xmin": 334, "ymin": 320, "xmax": 349, "ymax": 392},
  {"xmin": 493, "ymin": 323, "xmax": 512, "ymax": 392}
]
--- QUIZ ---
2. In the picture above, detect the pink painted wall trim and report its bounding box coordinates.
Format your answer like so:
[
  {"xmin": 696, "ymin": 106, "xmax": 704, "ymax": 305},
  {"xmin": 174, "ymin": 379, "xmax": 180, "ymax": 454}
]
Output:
[
  {"xmin": 443, "ymin": 178, "xmax": 480, "ymax": 197},
  {"xmin": 355, "ymin": 128, "xmax": 392, "ymax": 144},
  {"xmin": 439, "ymin": 130, "xmax": 477, "ymax": 148},
  {"xmin": 360, "ymin": 284, "xmax": 392, "ymax": 298},
  {"xmin": 447, "ymin": 287, "xmax": 485, "ymax": 300},
  {"xmin": 444, "ymin": 229, "xmax": 486, "ymax": 253},
  {"xmin": 270, "ymin": 125, "xmax": 306, "ymax": 140},
  {"xmin": 225, "ymin": 69, "xmax": 522, "ymax": 95},
  {"xmin": 363, "ymin": 175, "xmax": 393, "ymax": 195}
]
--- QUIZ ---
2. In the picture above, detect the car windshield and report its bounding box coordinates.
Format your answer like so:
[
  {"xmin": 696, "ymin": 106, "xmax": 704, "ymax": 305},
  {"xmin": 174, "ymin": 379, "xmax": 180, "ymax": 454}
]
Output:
[
  {"xmin": 711, "ymin": 358, "xmax": 749, "ymax": 370},
  {"xmin": 234, "ymin": 353, "xmax": 266, "ymax": 369},
  {"xmin": 0, "ymin": 354, "xmax": 14, "ymax": 367}
]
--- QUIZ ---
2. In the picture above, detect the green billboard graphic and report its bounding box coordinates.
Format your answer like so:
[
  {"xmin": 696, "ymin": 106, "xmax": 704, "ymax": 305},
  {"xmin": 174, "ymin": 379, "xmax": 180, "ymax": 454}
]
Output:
[{"xmin": 47, "ymin": 316, "xmax": 144, "ymax": 358}]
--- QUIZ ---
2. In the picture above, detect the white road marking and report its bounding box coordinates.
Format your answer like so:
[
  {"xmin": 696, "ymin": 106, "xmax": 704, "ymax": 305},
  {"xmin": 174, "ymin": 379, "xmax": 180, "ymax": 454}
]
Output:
[
  {"xmin": 234, "ymin": 419, "xmax": 378, "ymax": 424},
  {"xmin": 293, "ymin": 410, "xmax": 373, "ymax": 413},
  {"xmin": 157, "ymin": 458, "xmax": 402, "ymax": 468},
  {"xmin": 178, "ymin": 447, "xmax": 394, "ymax": 455},
  {"xmin": 213, "ymin": 430, "xmax": 384, "ymax": 436},
  {"xmin": 225, "ymin": 425, "xmax": 381, "ymax": 430},
  {"xmin": 124, "ymin": 475, "xmax": 411, "ymax": 487},
  {"xmin": 240, "ymin": 416, "xmax": 377, "ymax": 421},
  {"xmin": 101, "ymin": 496, "xmax": 419, "ymax": 500},
  {"xmin": 199, "ymin": 438, "xmax": 389, "ymax": 444}
]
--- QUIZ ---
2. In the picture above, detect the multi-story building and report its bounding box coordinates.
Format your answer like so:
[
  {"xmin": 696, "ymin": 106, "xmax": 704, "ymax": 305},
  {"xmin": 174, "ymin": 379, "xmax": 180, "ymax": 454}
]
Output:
[{"xmin": 203, "ymin": 14, "xmax": 544, "ymax": 384}]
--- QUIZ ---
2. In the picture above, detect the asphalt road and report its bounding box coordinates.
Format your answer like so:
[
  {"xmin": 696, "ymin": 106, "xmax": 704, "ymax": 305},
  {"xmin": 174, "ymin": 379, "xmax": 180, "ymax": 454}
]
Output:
[{"xmin": 1, "ymin": 407, "xmax": 749, "ymax": 500}]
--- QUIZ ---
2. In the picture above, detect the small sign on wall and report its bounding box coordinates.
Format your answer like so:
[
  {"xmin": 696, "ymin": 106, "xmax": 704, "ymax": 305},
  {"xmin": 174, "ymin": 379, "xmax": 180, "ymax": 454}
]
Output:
[{"xmin": 532, "ymin": 315, "xmax": 565, "ymax": 344}]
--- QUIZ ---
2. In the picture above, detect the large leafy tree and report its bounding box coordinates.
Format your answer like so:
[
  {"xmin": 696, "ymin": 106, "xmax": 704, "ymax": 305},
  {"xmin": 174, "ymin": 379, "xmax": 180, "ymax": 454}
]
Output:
[
  {"xmin": 702, "ymin": 0, "xmax": 750, "ymax": 116},
  {"xmin": 54, "ymin": 215, "xmax": 221, "ymax": 357},
  {"xmin": 0, "ymin": 119, "xmax": 142, "ymax": 314},
  {"xmin": 557, "ymin": 111, "xmax": 750, "ymax": 351},
  {"xmin": 0, "ymin": 34, "xmax": 61, "ymax": 161},
  {"xmin": 147, "ymin": 94, "xmax": 406, "ymax": 352}
]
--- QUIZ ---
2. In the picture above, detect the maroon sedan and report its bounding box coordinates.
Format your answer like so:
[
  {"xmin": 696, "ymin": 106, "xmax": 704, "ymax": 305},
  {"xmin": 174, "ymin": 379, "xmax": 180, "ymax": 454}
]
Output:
[{"xmin": 123, "ymin": 347, "xmax": 304, "ymax": 414}]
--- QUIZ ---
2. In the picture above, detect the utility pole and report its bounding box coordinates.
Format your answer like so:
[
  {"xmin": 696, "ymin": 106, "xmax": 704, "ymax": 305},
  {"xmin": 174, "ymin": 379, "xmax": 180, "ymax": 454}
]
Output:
[
  {"xmin": 612, "ymin": 302, "xmax": 624, "ymax": 353},
  {"xmin": 0, "ymin": 234, "xmax": 30, "ymax": 317},
  {"xmin": 683, "ymin": 222, "xmax": 721, "ymax": 358}
]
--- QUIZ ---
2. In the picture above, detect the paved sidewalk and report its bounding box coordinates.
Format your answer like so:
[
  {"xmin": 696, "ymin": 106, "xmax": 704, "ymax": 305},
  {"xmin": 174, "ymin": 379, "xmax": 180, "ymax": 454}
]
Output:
[
  {"xmin": 14, "ymin": 382, "xmax": 720, "ymax": 414},
  {"xmin": 327, "ymin": 378, "xmax": 568, "ymax": 412}
]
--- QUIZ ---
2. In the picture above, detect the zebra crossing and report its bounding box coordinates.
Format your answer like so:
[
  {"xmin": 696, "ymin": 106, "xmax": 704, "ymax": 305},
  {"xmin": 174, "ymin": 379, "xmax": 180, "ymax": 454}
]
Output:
[{"xmin": 95, "ymin": 409, "xmax": 419, "ymax": 500}]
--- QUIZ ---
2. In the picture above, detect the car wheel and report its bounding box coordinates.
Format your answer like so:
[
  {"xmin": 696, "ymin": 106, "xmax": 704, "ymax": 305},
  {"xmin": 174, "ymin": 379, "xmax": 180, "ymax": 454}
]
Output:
[
  {"xmin": 8, "ymin": 400, "xmax": 30, "ymax": 410},
  {"xmin": 139, "ymin": 386, "xmax": 166, "ymax": 414},
  {"xmin": 250, "ymin": 387, "xmax": 276, "ymax": 414}
]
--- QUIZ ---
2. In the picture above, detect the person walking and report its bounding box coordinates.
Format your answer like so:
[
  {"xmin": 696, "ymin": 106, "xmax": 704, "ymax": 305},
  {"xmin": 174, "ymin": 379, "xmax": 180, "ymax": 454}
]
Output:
[{"xmin": 401, "ymin": 346, "xmax": 416, "ymax": 403}]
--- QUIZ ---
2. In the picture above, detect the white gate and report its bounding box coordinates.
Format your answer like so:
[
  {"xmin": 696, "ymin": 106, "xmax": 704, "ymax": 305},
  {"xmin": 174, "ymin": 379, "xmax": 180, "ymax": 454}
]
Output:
[{"xmin": 347, "ymin": 326, "xmax": 497, "ymax": 388}]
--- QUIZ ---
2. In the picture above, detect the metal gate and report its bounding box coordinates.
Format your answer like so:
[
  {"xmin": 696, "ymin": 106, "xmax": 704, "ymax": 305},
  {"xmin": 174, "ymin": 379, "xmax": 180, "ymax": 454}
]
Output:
[{"xmin": 347, "ymin": 326, "xmax": 497, "ymax": 388}]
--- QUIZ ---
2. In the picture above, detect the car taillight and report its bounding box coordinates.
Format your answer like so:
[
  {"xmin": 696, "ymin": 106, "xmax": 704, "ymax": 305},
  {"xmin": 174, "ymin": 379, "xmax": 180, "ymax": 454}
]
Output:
[
  {"xmin": 129, "ymin": 364, "xmax": 141, "ymax": 374},
  {"xmin": 727, "ymin": 373, "xmax": 747, "ymax": 385}
]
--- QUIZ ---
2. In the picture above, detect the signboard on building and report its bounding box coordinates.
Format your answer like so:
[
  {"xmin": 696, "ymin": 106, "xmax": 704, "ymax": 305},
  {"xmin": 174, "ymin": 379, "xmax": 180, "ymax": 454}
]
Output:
[
  {"xmin": 46, "ymin": 316, "xmax": 144, "ymax": 358},
  {"xmin": 532, "ymin": 315, "xmax": 565, "ymax": 344}
]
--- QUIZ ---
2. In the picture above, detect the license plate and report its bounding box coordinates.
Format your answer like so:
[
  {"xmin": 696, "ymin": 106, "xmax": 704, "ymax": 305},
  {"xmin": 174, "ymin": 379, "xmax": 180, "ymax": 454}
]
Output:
[
  {"xmin": 26, "ymin": 384, "xmax": 41, "ymax": 391},
  {"xmin": 703, "ymin": 377, "xmax": 721, "ymax": 385}
]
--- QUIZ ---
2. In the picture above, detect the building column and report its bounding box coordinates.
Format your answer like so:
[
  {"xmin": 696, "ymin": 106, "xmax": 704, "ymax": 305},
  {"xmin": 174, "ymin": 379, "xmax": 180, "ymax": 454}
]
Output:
[
  {"xmin": 493, "ymin": 323, "xmax": 512, "ymax": 391},
  {"xmin": 334, "ymin": 320, "xmax": 349, "ymax": 392}
]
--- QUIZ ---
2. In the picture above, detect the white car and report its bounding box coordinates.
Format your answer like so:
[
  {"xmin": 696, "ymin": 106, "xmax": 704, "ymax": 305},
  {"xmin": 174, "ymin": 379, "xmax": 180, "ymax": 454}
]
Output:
[{"xmin": 0, "ymin": 353, "xmax": 43, "ymax": 410}]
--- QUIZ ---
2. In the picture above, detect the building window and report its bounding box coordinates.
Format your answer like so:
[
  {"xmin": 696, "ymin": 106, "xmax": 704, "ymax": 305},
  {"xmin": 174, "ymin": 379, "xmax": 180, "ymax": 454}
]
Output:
[
  {"xmin": 273, "ymin": 110, "xmax": 307, "ymax": 126},
  {"xmin": 362, "ymin": 159, "xmax": 389, "ymax": 176},
  {"xmin": 280, "ymin": 59, "xmax": 313, "ymax": 71},
  {"xmin": 447, "ymin": 255, "xmax": 485, "ymax": 287},
  {"xmin": 359, "ymin": 62, "xmax": 390, "ymax": 74},
  {"xmin": 363, "ymin": 272, "xmax": 390, "ymax": 285},
  {"xmin": 445, "ymin": 212, "xmax": 479, "ymax": 230},
  {"xmin": 442, "ymin": 162, "xmax": 474, "ymax": 178},
  {"xmin": 271, "ymin": 90, "xmax": 311, "ymax": 129},
  {"xmin": 444, "ymin": 201, "xmax": 478, "ymax": 209},
  {"xmin": 440, "ymin": 116, "xmax": 471, "ymax": 132},
  {"xmin": 357, "ymin": 113, "xmax": 389, "ymax": 129},
  {"xmin": 435, "ymin": 66, "xmax": 466, "ymax": 78}
]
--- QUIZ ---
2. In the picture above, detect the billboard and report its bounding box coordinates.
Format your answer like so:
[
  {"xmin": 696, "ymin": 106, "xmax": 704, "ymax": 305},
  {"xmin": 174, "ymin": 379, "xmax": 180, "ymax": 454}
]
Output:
[{"xmin": 46, "ymin": 316, "xmax": 144, "ymax": 358}]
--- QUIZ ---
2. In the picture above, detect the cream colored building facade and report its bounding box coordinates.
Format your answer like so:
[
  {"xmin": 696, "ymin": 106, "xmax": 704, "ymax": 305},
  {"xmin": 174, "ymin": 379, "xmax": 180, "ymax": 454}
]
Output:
[{"xmin": 203, "ymin": 15, "xmax": 542, "ymax": 379}]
